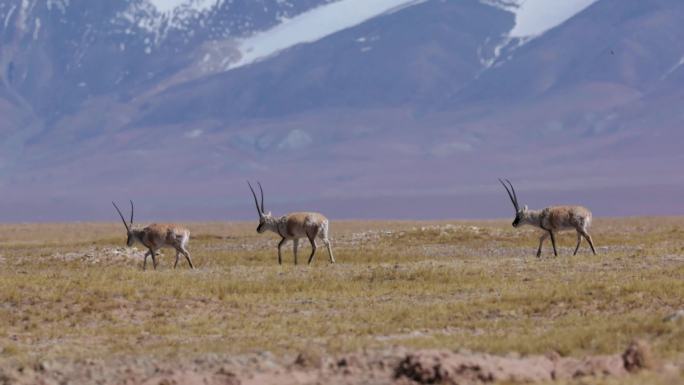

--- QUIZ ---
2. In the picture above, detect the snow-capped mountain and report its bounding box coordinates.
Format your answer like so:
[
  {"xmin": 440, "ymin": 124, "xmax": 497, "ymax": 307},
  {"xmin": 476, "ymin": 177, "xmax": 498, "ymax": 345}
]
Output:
[
  {"xmin": 0, "ymin": 0, "xmax": 333, "ymax": 173},
  {"xmin": 1, "ymin": 0, "xmax": 682, "ymax": 221},
  {"xmin": 0, "ymin": 0, "xmax": 334, "ymax": 111}
]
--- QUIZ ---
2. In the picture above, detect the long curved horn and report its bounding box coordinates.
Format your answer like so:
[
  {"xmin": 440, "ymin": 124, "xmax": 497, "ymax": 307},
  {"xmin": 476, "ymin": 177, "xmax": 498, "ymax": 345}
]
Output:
[
  {"xmin": 505, "ymin": 179, "xmax": 519, "ymax": 209},
  {"xmin": 129, "ymin": 200, "xmax": 135, "ymax": 226},
  {"xmin": 257, "ymin": 182, "xmax": 265, "ymax": 213},
  {"xmin": 498, "ymin": 179, "xmax": 519, "ymax": 212},
  {"xmin": 247, "ymin": 181, "xmax": 263, "ymax": 217},
  {"xmin": 112, "ymin": 202, "xmax": 130, "ymax": 232}
]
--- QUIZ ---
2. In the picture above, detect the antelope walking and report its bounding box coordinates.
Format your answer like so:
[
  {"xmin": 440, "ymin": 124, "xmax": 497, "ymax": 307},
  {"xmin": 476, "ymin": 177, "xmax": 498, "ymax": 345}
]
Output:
[
  {"xmin": 499, "ymin": 179, "xmax": 597, "ymax": 257},
  {"xmin": 248, "ymin": 182, "xmax": 335, "ymax": 265},
  {"xmin": 112, "ymin": 201, "xmax": 195, "ymax": 270}
]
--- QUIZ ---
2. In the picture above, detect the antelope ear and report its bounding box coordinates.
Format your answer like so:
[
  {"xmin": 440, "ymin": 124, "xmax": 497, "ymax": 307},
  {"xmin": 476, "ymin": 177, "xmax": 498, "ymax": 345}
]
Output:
[
  {"xmin": 523, "ymin": 205, "xmax": 528, "ymax": 212},
  {"xmin": 266, "ymin": 211, "xmax": 272, "ymax": 216}
]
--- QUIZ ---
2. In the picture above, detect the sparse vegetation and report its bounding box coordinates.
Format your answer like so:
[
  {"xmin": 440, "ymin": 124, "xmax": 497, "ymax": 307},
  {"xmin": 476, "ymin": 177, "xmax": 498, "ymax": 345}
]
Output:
[{"xmin": 0, "ymin": 218, "xmax": 682, "ymax": 384}]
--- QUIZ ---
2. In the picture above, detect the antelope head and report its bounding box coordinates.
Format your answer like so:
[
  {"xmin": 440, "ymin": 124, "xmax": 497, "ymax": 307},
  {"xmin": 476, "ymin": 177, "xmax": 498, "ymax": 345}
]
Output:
[
  {"xmin": 499, "ymin": 179, "xmax": 529, "ymax": 228},
  {"xmin": 248, "ymin": 181, "xmax": 275, "ymax": 233},
  {"xmin": 112, "ymin": 200, "xmax": 136, "ymax": 246}
]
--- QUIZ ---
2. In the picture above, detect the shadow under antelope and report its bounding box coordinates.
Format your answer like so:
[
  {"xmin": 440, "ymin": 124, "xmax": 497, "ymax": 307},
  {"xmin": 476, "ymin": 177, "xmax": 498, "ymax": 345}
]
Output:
[
  {"xmin": 112, "ymin": 201, "xmax": 195, "ymax": 270},
  {"xmin": 499, "ymin": 179, "xmax": 597, "ymax": 257},
  {"xmin": 248, "ymin": 182, "xmax": 335, "ymax": 265}
]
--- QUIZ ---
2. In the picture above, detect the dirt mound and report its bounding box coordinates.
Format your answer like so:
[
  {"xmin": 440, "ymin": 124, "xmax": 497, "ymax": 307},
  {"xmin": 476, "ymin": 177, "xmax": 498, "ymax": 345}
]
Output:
[
  {"xmin": 394, "ymin": 341, "xmax": 656, "ymax": 384},
  {"xmin": 395, "ymin": 351, "xmax": 555, "ymax": 383},
  {"xmin": 140, "ymin": 369, "xmax": 239, "ymax": 385},
  {"xmin": 0, "ymin": 342, "xmax": 667, "ymax": 385}
]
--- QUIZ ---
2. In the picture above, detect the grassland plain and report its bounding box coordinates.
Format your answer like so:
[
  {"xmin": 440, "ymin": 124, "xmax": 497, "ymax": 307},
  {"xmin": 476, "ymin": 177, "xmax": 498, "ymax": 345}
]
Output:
[{"xmin": 0, "ymin": 218, "xmax": 682, "ymax": 384}]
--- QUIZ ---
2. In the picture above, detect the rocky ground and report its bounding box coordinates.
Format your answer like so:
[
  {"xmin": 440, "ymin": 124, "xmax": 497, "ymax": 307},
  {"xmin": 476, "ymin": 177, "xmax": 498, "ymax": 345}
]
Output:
[{"xmin": 2, "ymin": 341, "xmax": 677, "ymax": 385}]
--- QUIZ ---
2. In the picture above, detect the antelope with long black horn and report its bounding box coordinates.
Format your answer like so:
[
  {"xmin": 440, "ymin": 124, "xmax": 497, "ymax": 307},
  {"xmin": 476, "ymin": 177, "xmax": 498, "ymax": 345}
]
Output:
[
  {"xmin": 247, "ymin": 181, "xmax": 335, "ymax": 265},
  {"xmin": 498, "ymin": 179, "xmax": 597, "ymax": 257},
  {"xmin": 112, "ymin": 201, "xmax": 195, "ymax": 270}
]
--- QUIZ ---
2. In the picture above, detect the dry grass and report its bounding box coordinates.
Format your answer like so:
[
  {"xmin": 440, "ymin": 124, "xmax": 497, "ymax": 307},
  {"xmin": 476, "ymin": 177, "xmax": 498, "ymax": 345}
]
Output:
[{"xmin": 0, "ymin": 218, "xmax": 682, "ymax": 383}]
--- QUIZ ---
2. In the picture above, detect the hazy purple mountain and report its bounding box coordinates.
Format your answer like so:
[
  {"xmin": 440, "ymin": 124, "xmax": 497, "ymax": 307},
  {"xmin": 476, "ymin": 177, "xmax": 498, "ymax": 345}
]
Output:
[
  {"xmin": 0, "ymin": 0, "xmax": 332, "ymax": 120},
  {"xmin": 0, "ymin": 0, "xmax": 683, "ymax": 222},
  {"xmin": 138, "ymin": 0, "xmax": 513, "ymax": 124}
]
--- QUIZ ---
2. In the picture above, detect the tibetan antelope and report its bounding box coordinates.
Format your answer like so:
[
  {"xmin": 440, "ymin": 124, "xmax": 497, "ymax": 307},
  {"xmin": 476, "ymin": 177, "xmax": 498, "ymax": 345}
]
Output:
[
  {"xmin": 112, "ymin": 201, "xmax": 195, "ymax": 270},
  {"xmin": 247, "ymin": 182, "xmax": 335, "ymax": 265},
  {"xmin": 499, "ymin": 179, "xmax": 597, "ymax": 257}
]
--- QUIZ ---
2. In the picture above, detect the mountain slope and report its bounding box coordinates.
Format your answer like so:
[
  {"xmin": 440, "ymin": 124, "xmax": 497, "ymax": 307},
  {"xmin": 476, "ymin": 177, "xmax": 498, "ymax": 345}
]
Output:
[
  {"xmin": 1, "ymin": 0, "xmax": 683, "ymax": 221},
  {"xmin": 442, "ymin": 0, "xmax": 684, "ymax": 154},
  {"xmin": 137, "ymin": 0, "xmax": 513, "ymax": 126}
]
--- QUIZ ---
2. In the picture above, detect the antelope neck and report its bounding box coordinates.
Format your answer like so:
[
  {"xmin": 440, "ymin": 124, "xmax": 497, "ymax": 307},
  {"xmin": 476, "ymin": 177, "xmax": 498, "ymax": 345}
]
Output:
[
  {"xmin": 275, "ymin": 221, "xmax": 286, "ymax": 239},
  {"xmin": 537, "ymin": 210, "xmax": 549, "ymax": 232}
]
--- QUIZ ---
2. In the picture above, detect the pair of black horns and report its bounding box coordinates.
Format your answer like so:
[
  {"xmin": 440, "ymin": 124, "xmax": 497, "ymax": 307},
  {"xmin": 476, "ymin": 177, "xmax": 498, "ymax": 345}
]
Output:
[
  {"xmin": 498, "ymin": 178, "xmax": 519, "ymax": 212},
  {"xmin": 247, "ymin": 181, "xmax": 265, "ymax": 215},
  {"xmin": 112, "ymin": 200, "xmax": 134, "ymax": 231}
]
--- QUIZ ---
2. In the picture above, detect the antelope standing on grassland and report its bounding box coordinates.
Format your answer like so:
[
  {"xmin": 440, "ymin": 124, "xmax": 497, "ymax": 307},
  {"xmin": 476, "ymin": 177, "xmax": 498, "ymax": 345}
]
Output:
[
  {"xmin": 248, "ymin": 182, "xmax": 335, "ymax": 265},
  {"xmin": 112, "ymin": 201, "xmax": 195, "ymax": 270},
  {"xmin": 499, "ymin": 179, "xmax": 597, "ymax": 257}
]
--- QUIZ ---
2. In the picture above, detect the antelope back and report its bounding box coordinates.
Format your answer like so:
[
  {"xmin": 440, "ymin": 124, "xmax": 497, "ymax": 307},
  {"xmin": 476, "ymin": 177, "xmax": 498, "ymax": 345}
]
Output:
[
  {"xmin": 543, "ymin": 206, "xmax": 592, "ymax": 230},
  {"xmin": 283, "ymin": 212, "xmax": 327, "ymax": 238},
  {"xmin": 140, "ymin": 223, "xmax": 189, "ymax": 249}
]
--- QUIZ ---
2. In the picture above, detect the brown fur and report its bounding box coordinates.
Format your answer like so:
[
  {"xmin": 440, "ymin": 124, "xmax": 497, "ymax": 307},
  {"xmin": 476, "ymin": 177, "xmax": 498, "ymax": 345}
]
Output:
[
  {"xmin": 130, "ymin": 224, "xmax": 194, "ymax": 270},
  {"xmin": 285, "ymin": 213, "xmax": 327, "ymax": 238},
  {"xmin": 541, "ymin": 206, "xmax": 592, "ymax": 231},
  {"xmin": 248, "ymin": 182, "xmax": 335, "ymax": 265},
  {"xmin": 278, "ymin": 212, "xmax": 333, "ymax": 265},
  {"xmin": 500, "ymin": 179, "xmax": 597, "ymax": 258},
  {"xmin": 257, "ymin": 210, "xmax": 335, "ymax": 265},
  {"xmin": 530, "ymin": 205, "xmax": 596, "ymax": 258},
  {"xmin": 112, "ymin": 201, "xmax": 194, "ymax": 270},
  {"xmin": 140, "ymin": 224, "xmax": 189, "ymax": 249}
]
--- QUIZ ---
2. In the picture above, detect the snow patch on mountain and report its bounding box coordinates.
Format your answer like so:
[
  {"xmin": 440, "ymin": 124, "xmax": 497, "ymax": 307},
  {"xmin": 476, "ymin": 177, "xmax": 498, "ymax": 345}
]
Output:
[
  {"xmin": 32, "ymin": 16, "xmax": 40, "ymax": 39},
  {"xmin": 482, "ymin": 0, "xmax": 599, "ymax": 38},
  {"xmin": 3, "ymin": 5, "xmax": 17, "ymax": 29},
  {"xmin": 663, "ymin": 55, "xmax": 684, "ymax": 79},
  {"xmin": 479, "ymin": 0, "xmax": 599, "ymax": 69},
  {"xmin": 46, "ymin": 0, "xmax": 69, "ymax": 14},
  {"xmin": 149, "ymin": 0, "xmax": 215, "ymax": 14},
  {"xmin": 119, "ymin": 0, "xmax": 224, "ymax": 44},
  {"xmin": 18, "ymin": 0, "xmax": 33, "ymax": 31},
  {"xmin": 509, "ymin": 0, "xmax": 599, "ymax": 37},
  {"xmin": 185, "ymin": 129, "xmax": 204, "ymax": 139},
  {"xmin": 229, "ymin": 0, "xmax": 427, "ymax": 70},
  {"xmin": 478, "ymin": 35, "xmax": 531, "ymax": 69}
]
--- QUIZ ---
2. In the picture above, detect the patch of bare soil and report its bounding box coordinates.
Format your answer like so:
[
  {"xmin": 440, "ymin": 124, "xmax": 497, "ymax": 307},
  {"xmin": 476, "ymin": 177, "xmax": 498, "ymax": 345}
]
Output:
[
  {"xmin": 394, "ymin": 340, "xmax": 659, "ymax": 384},
  {"xmin": 53, "ymin": 246, "xmax": 145, "ymax": 264},
  {"xmin": 1, "ymin": 341, "xmax": 675, "ymax": 385}
]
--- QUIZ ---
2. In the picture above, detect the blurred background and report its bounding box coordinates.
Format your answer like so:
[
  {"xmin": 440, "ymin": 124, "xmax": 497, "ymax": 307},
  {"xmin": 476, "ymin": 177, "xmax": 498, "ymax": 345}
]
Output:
[{"xmin": 0, "ymin": 0, "xmax": 682, "ymax": 221}]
